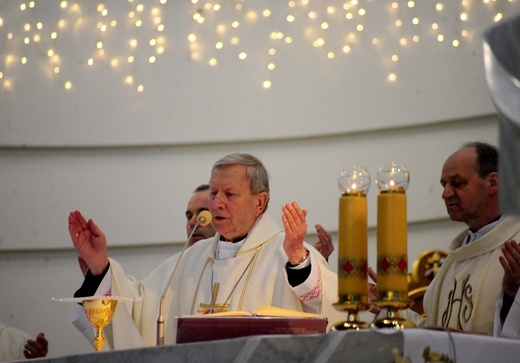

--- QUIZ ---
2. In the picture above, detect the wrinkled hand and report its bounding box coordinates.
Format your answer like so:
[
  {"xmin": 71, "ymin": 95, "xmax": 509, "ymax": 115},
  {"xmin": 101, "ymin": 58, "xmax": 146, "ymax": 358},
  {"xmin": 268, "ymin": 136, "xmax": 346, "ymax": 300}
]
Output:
[
  {"xmin": 282, "ymin": 202, "xmax": 308, "ymax": 265},
  {"xmin": 78, "ymin": 256, "xmax": 89, "ymax": 277},
  {"xmin": 500, "ymin": 240, "xmax": 520, "ymax": 298},
  {"xmin": 68, "ymin": 211, "xmax": 109, "ymax": 275},
  {"xmin": 24, "ymin": 332, "xmax": 48, "ymax": 359},
  {"xmin": 368, "ymin": 267, "xmax": 380, "ymax": 315},
  {"xmin": 312, "ymin": 224, "xmax": 334, "ymax": 260}
]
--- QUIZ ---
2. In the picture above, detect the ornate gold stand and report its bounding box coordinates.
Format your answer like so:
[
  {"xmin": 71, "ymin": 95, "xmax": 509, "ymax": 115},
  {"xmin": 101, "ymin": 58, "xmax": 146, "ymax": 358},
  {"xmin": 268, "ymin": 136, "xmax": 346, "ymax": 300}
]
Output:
[
  {"xmin": 370, "ymin": 291, "xmax": 414, "ymax": 329},
  {"xmin": 83, "ymin": 299, "xmax": 118, "ymax": 351},
  {"xmin": 332, "ymin": 294, "xmax": 370, "ymax": 330}
]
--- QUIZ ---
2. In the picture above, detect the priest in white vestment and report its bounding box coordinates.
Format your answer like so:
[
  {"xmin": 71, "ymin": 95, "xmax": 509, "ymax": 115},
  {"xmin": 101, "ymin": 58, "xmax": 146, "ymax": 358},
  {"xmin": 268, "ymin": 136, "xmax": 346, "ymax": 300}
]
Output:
[
  {"xmin": 68, "ymin": 153, "xmax": 347, "ymax": 350},
  {"xmin": 422, "ymin": 214, "xmax": 520, "ymax": 334},
  {"xmin": 398, "ymin": 142, "xmax": 520, "ymax": 335},
  {"xmin": 0, "ymin": 321, "xmax": 48, "ymax": 361}
]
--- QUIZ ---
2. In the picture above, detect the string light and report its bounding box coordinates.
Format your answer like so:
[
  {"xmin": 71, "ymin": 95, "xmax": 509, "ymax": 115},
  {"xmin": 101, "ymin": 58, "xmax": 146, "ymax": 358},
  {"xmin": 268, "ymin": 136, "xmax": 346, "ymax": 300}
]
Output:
[{"xmin": 0, "ymin": 0, "xmax": 517, "ymax": 93}]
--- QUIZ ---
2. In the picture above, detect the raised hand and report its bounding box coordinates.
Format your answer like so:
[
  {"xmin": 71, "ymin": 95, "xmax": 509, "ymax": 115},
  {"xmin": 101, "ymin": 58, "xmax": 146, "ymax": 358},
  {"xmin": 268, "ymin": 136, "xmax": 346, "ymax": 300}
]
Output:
[
  {"xmin": 368, "ymin": 267, "xmax": 380, "ymax": 315},
  {"xmin": 312, "ymin": 224, "xmax": 334, "ymax": 260},
  {"xmin": 282, "ymin": 202, "xmax": 308, "ymax": 265},
  {"xmin": 77, "ymin": 256, "xmax": 89, "ymax": 277},
  {"xmin": 500, "ymin": 240, "xmax": 520, "ymax": 299},
  {"xmin": 23, "ymin": 332, "xmax": 48, "ymax": 359},
  {"xmin": 68, "ymin": 211, "xmax": 109, "ymax": 275}
]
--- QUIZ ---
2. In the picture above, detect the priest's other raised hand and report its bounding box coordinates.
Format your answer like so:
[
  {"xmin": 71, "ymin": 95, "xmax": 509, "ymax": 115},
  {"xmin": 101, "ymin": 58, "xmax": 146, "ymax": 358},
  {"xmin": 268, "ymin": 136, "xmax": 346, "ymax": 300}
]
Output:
[
  {"xmin": 68, "ymin": 210, "xmax": 109, "ymax": 276},
  {"xmin": 282, "ymin": 202, "xmax": 309, "ymax": 266}
]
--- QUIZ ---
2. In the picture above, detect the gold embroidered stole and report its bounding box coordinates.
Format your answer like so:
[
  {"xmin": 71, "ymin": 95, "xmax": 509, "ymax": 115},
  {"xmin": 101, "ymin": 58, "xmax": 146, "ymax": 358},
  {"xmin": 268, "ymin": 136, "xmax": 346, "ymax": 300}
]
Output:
[{"xmin": 189, "ymin": 232, "xmax": 280, "ymax": 314}]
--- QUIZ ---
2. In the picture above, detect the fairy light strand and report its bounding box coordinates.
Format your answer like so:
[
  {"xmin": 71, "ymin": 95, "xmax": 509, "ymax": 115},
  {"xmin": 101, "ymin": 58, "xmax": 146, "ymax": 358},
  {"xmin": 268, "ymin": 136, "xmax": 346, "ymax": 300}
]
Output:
[{"xmin": 0, "ymin": 0, "xmax": 517, "ymax": 92}]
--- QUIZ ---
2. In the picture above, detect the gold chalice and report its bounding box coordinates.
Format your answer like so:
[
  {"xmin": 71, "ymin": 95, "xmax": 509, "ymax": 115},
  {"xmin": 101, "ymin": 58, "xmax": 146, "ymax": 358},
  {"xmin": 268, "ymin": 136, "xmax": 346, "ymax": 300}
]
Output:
[{"xmin": 83, "ymin": 298, "xmax": 118, "ymax": 351}]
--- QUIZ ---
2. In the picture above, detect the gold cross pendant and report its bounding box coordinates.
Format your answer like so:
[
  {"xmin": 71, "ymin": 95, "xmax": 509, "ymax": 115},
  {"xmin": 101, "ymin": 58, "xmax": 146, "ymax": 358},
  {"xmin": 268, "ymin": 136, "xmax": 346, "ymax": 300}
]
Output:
[{"xmin": 197, "ymin": 283, "xmax": 230, "ymax": 314}]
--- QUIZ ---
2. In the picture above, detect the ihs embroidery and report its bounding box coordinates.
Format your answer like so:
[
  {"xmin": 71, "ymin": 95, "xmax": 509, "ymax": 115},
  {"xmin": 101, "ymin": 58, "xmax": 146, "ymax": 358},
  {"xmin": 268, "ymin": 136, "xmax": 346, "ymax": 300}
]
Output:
[{"xmin": 441, "ymin": 274, "xmax": 474, "ymax": 330}]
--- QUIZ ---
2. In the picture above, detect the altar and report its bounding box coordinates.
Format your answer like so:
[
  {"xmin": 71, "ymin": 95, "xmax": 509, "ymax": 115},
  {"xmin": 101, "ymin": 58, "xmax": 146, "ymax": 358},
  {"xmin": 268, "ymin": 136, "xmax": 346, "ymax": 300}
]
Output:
[{"xmin": 21, "ymin": 328, "xmax": 520, "ymax": 363}]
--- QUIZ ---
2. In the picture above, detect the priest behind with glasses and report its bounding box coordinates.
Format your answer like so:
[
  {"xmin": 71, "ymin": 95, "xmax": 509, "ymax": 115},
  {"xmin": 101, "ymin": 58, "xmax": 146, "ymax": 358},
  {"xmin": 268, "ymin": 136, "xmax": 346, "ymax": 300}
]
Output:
[{"xmin": 68, "ymin": 153, "xmax": 344, "ymax": 349}]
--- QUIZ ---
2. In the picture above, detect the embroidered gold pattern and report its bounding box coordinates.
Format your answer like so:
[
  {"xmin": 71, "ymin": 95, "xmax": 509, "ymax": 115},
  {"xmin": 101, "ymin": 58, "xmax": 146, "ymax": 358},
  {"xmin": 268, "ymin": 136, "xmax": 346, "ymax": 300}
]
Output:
[
  {"xmin": 198, "ymin": 283, "xmax": 230, "ymax": 313},
  {"xmin": 391, "ymin": 348, "xmax": 412, "ymax": 363},
  {"xmin": 422, "ymin": 346, "xmax": 454, "ymax": 363},
  {"xmin": 190, "ymin": 232, "xmax": 279, "ymax": 315},
  {"xmin": 338, "ymin": 257, "xmax": 368, "ymax": 277},
  {"xmin": 441, "ymin": 274, "xmax": 473, "ymax": 330},
  {"xmin": 377, "ymin": 255, "xmax": 408, "ymax": 275}
]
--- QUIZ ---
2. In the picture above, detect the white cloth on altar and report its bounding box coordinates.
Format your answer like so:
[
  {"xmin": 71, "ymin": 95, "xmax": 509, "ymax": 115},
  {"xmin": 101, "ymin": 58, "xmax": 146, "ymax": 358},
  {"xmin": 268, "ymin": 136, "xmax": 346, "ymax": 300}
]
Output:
[
  {"xmin": 71, "ymin": 211, "xmax": 347, "ymax": 349},
  {"xmin": 423, "ymin": 215, "xmax": 520, "ymax": 334}
]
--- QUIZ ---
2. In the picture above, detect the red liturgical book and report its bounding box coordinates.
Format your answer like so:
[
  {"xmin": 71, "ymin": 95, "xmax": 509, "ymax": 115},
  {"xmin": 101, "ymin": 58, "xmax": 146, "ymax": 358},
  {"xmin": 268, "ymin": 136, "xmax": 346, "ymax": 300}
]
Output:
[{"xmin": 175, "ymin": 306, "xmax": 328, "ymax": 344}]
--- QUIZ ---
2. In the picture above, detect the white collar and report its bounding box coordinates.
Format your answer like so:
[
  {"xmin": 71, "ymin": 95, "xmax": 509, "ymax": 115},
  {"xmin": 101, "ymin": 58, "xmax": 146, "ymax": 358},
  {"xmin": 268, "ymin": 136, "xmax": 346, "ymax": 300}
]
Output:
[
  {"xmin": 464, "ymin": 214, "xmax": 504, "ymax": 245},
  {"xmin": 216, "ymin": 239, "xmax": 246, "ymax": 260}
]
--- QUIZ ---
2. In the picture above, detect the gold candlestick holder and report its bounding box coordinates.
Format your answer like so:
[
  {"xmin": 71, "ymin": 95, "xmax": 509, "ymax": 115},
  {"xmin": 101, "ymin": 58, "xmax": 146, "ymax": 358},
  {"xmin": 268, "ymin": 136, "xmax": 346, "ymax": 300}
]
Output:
[
  {"xmin": 333, "ymin": 166, "xmax": 371, "ymax": 330},
  {"xmin": 83, "ymin": 298, "xmax": 118, "ymax": 351},
  {"xmin": 333, "ymin": 295, "xmax": 371, "ymax": 330},
  {"xmin": 370, "ymin": 292, "xmax": 414, "ymax": 329}
]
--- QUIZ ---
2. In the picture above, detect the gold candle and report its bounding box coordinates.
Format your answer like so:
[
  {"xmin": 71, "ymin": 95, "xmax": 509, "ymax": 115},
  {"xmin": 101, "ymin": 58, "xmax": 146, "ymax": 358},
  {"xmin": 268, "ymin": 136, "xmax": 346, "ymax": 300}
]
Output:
[
  {"xmin": 337, "ymin": 166, "xmax": 370, "ymax": 305},
  {"xmin": 375, "ymin": 162, "xmax": 409, "ymax": 302}
]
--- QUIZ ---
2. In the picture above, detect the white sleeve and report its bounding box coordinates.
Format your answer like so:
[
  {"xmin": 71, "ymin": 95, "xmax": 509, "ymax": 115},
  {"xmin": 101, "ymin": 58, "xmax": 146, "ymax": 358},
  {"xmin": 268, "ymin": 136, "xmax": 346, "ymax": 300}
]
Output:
[
  {"xmin": 71, "ymin": 306, "xmax": 96, "ymax": 348},
  {"xmin": 291, "ymin": 253, "xmax": 322, "ymax": 313},
  {"xmin": 97, "ymin": 268, "xmax": 112, "ymax": 296},
  {"xmin": 70, "ymin": 267, "xmax": 113, "ymax": 349},
  {"xmin": 494, "ymin": 290, "xmax": 520, "ymax": 339}
]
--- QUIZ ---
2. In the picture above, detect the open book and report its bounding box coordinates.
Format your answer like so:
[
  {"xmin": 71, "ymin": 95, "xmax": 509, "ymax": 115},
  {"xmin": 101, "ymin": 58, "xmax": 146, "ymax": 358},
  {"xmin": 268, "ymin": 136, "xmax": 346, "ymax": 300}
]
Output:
[
  {"xmin": 175, "ymin": 306, "xmax": 328, "ymax": 344},
  {"xmin": 194, "ymin": 305, "xmax": 325, "ymax": 318}
]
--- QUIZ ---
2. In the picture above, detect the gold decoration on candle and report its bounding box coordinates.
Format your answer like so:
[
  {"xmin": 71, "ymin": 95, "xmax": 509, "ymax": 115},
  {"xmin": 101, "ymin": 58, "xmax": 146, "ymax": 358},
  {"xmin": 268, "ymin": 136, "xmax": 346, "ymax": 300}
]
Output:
[
  {"xmin": 83, "ymin": 298, "xmax": 118, "ymax": 352},
  {"xmin": 333, "ymin": 165, "xmax": 371, "ymax": 330},
  {"xmin": 371, "ymin": 162, "xmax": 414, "ymax": 329}
]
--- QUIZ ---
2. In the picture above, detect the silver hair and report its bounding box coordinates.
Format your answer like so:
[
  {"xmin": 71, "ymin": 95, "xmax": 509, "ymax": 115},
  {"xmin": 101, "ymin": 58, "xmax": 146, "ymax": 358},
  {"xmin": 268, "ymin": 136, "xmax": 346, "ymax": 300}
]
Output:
[{"xmin": 212, "ymin": 153, "xmax": 270, "ymax": 196}]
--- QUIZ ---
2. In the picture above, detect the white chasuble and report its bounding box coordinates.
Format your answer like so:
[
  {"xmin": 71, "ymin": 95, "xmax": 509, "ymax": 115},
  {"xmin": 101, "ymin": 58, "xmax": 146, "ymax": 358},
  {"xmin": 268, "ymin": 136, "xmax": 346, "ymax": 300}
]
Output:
[
  {"xmin": 495, "ymin": 289, "xmax": 520, "ymax": 339},
  {"xmin": 72, "ymin": 211, "xmax": 345, "ymax": 349},
  {"xmin": 423, "ymin": 215, "xmax": 520, "ymax": 335}
]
